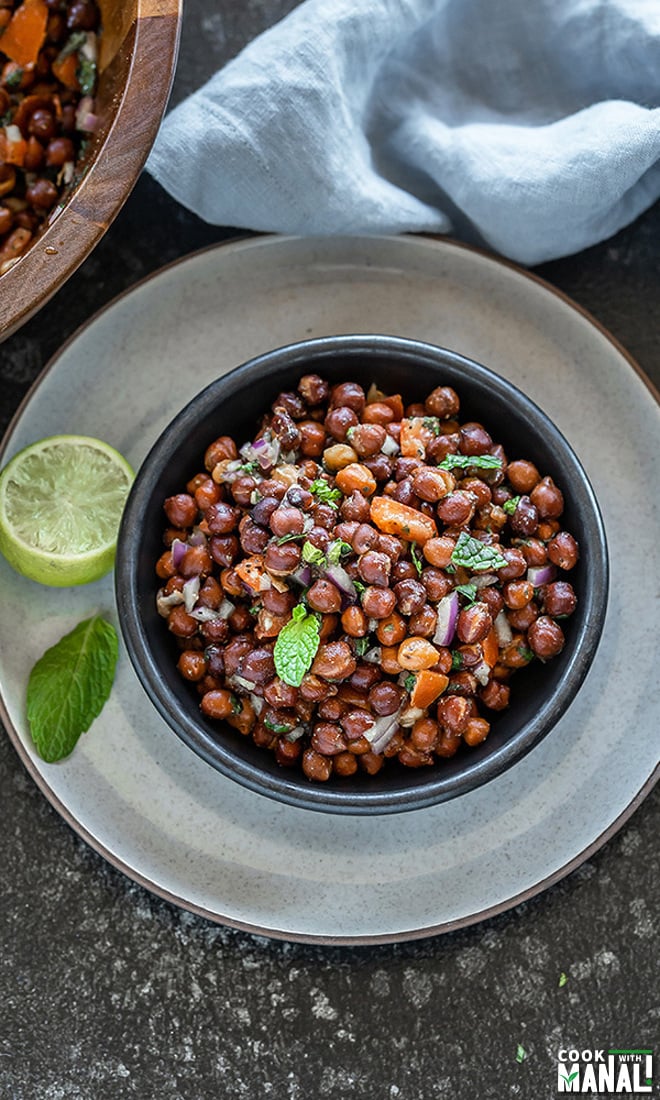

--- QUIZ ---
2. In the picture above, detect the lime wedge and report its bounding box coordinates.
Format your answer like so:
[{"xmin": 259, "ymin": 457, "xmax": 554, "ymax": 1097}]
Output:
[{"xmin": 0, "ymin": 435, "xmax": 134, "ymax": 587}]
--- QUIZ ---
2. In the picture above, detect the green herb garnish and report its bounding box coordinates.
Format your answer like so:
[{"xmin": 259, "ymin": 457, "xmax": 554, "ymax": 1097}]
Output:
[
  {"xmin": 503, "ymin": 496, "xmax": 521, "ymax": 515},
  {"xmin": 238, "ymin": 460, "xmax": 260, "ymax": 474},
  {"xmin": 5, "ymin": 67, "xmax": 23, "ymax": 89},
  {"xmin": 301, "ymin": 540, "xmax": 326, "ymax": 566},
  {"xmin": 273, "ymin": 605, "xmax": 321, "ymax": 687},
  {"xmin": 450, "ymin": 651, "xmax": 463, "ymax": 671},
  {"xmin": 354, "ymin": 636, "xmax": 370, "ymax": 657},
  {"xmin": 56, "ymin": 30, "xmax": 87, "ymax": 61},
  {"xmin": 77, "ymin": 56, "xmax": 97, "ymax": 96},
  {"xmin": 276, "ymin": 532, "xmax": 305, "ymax": 545},
  {"xmin": 422, "ymin": 417, "xmax": 441, "ymax": 436},
  {"xmin": 450, "ymin": 531, "xmax": 507, "ymax": 572},
  {"xmin": 410, "ymin": 543, "xmax": 423, "ymax": 576},
  {"xmin": 438, "ymin": 454, "xmax": 503, "ymax": 471},
  {"xmin": 26, "ymin": 616, "xmax": 118, "ymax": 763},
  {"xmin": 516, "ymin": 1045, "xmax": 527, "ymax": 1065},
  {"xmin": 264, "ymin": 718, "xmax": 292, "ymax": 734},
  {"xmin": 517, "ymin": 645, "xmax": 534, "ymax": 663},
  {"xmin": 403, "ymin": 672, "xmax": 416, "ymax": 693},
  {"xmin": 309, "ymin": 479, "xmax": 342, "ymax": 507},
  {"xmin": 230, "ymin": 695, "xmax": 242, "ymax": 714},
  {"xmin": 353, "ymin": 579, "xmax": 366, "ymax": 594},
  {"xmin": 327, "ymin": 539, "xmax": 352, "ymax": 565},
  {"xmin": 455, "ymin": 582, "xmax": 478, "ymax": 604},
  {"xmin": 558, "ymin": 972, "xmax": 568, "ymax": 988}
]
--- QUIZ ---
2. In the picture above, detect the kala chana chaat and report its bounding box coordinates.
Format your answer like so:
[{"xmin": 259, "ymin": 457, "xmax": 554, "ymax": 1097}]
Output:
[
  {"xmin": 0, "ymin": 0, "xmax": 99, "ymax": 274},
  {"xmin": 155, "ymin": 376, "xmax": 579, "ymax": 782}
]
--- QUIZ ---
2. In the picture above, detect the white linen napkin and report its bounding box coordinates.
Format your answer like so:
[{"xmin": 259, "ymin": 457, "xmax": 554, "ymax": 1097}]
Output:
[{"xmin": 147, "ymin": 0, "xmax": 660, "ymax": 264}]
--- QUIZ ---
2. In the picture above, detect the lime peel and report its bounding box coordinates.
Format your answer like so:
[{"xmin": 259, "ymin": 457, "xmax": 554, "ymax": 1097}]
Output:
[{"xmin": 0, "ymin": 435, "xmax": 133, "ymax": 587}]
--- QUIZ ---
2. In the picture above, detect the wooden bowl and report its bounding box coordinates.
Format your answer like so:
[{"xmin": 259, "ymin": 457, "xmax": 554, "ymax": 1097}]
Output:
[{"xmin": 0, "ymin": 0, "xmax": 181, "ymax": 341}]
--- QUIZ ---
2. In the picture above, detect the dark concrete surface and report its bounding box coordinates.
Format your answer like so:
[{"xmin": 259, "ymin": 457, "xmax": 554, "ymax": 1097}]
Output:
[{"xmin": 1, "ymin": 2, "xmax": 659, "ymax": 1097}]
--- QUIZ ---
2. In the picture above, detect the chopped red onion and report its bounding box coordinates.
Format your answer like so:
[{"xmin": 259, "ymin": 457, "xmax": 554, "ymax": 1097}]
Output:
[
  {"xmin": 188, "ymin": 526, "xmax": 206, "ymax": 546},
  {"xmin": 75, "ymin": 96, "xmax": 98, "ymax": 132},
  {"xmin": 233, "ymin": 675, "xmax": 257, "ymax": 692},
  {"xmin": 156, "ymin": 587, "xmax": 184, "ymax": 617},
  {"xmin": 527, "ymin": 564, "xmax": 557, "ymax": 587},
  {"xmin": 381, "ymin": 434, "xmax": 400, "ymax": 457},
  {"xmin": 399, "ymin": 706, "xmax": 425, "ymax": 728},
  {"xmin": 171, "ymin": 538, "xmax": 187, "ymax": 569},
  {"xmin": 494, "ymin": 610, "xmax": 513, "ymax": 646},
  {"xmin": 249, "ymin": 694, "xmax": 264, "ymax": 716},
  {"xmin": 473, "ymin": 572, "xmax": 498, "ymax": 589},
  {"xmin": 182, "ymin": 576, "xmax": 200, "ymax": 612},
  {"xmin": 473, "ymin": 660, "xmax": 491, "ymax": 686},
  {"xmin": 362, "ymin": 645, "xmax": 382, "ymax": 664},
  {"xmin": 290, "ymin": 564, "xmax": 312, "ymax": 587},
  {"xmin": 323, "ymin": 563, "xmax": 357, "ymax": 603},
  {"xmin": 285, "ymin": 726, "xmax": 306, "ymax": 743},
  {"xmin": 433, "ymin": 591, "xmax": 460, "ymax": 647},
  {"xmin": 189, "ymin": 605, "xmax": 221, "ymax": 623},
  {"xmin": 367, "ymin": 706, "xmax": 404, "ymax": 754}
]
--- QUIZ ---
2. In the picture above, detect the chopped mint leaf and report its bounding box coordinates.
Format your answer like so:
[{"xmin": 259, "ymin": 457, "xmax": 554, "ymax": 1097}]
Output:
[
  {"xmin": 56, "ymin": 30, "xmax": 87, "ymax": 61},
  {"xmin": 450, "ymin": 651, "xmax": 463, "ymax": 671},
  {"xmin": 354, "ymin": 636, "xmax": 370, "ymax": 657},
  {"xmin": 503, "ymin": 496, "xmax": 521, "ymax": 515},
  {"xmin": 450, "ymin": 531, "xmax": 507, "ymax": 572},
  {"xmin": 27, "ymin": 616, "xmax": 118, "ymax": 763},
  {"xmin": 403, "ymin": 673, "xmax": 416, "ymax": 693},
  {"xmin": 422, "ymin": 416, "xmax": 441, "ymax": 435},
  {"xmin": 264, "ymin": 717, "xmax": 292, "ymax": 733},
  {"xmin": 238, "ymin": 460, "xmax": 260, "ymax": 474},
  {"xmin": 274, "ymin": 605, "xmax": 321, "ymax": 686},
  {"xmin": 353, "ymin": 580, "xmax": 366, "ymax": 594},
  {"xmin": 438, "ymin": 453, "xmax": 503, "ymax": 471},
  {"xmin": 516, "ymin": 1045, "xmax": 527, "ymax": 1064},
  {"xmin": 309, "ymin": 479, "xmax": 342, "ymax": 506},
  {"xmin": 230, "ymin": 695, "xmax": 242, "ymax": 715},
  {"xmin": 276, "ymin": 532, "xmax": 305, "ymax": 545},
  {"xmin": 517, "ymin": 645, "xmax": 534, "ymax": 662},
  {"xmin": 302, "ymin": 540, "xmax": 326, "ymax": 566},
  {"xmin": 5, "ymin": 67, "xmax": 23, "ymax": 89},
  {"xmin": 410, "ymin": 542, "xmax": 423, "ymax": 576},
  {"xmin": 558, "ymin": 972, "xmax": 568, "ymax": 988},
  {"xmin": 77, "ymin": 55, "xmax": 97, "ymax": 96},
  {"xmin": 455, "ymin": 582, "xmax": 478, "ymax": 604},
  {"xmin": 327, "ymin": 539, "xmax": 352, "ymax": 565}
]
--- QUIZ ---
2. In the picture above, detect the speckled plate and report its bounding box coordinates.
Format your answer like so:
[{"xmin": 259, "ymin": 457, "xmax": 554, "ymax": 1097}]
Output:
[{"xmin": 1, "ymin": 235, "xmax": 658, "ymax": 944}]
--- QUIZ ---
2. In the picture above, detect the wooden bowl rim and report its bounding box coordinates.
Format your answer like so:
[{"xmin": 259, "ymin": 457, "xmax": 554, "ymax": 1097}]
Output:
[{"xmin": 0, "ymin": 0, "xmax": 182, "ymax": 341}]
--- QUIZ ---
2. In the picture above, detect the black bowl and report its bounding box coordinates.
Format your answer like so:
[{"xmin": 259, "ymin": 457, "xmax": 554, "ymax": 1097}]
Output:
[{"xmin": 115, "ymin": 335, "xmax": 608, "ymax": 815}]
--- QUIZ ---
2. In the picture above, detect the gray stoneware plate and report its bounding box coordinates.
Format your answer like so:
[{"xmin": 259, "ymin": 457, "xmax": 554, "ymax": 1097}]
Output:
[{"xmin": 0, "ymin": 235, "xmax": 658, "ymax": 944}]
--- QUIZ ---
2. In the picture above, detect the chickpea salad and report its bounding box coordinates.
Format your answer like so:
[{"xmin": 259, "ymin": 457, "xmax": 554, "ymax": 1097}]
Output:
[
  {"xmin": 155, "ymin": 376, "xmax": 579, "ymax": 782},
  {"xmin": 0, "ymin": 0, "xmax": 100, "ymax": 275}
]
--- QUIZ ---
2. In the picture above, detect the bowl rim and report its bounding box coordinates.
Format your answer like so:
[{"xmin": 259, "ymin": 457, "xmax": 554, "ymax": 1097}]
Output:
[
  {"xmin": 115, "ymin": 333, "xmax": 609, "ymax": 815},
  {"xmin": 0, "ymin": 0, "xmax": 182, "ymax": 341}
]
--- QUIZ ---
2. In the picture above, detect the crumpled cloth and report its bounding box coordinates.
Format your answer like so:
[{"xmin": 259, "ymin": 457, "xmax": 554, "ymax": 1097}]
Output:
[{"xmin": 147, "ymin": 0, "xmax": 660, "ymax": 265}]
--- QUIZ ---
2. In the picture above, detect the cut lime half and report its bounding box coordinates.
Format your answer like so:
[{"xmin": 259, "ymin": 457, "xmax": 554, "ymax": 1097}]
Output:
[{"xmin": 0, "ymin": 435, "xmax": 134, "ymax": 587}]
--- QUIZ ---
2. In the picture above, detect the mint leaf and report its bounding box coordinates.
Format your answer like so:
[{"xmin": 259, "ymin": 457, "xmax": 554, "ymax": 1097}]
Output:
[
  {"xmin": 403, "ymin": 672, "xmax": 416, "ymax": 693},
  {"xmin": 503, "ymin": 495, "xmax": 521, "ymax": 515},
  {"xmin": 450, "ymin": 531, "xmax": 508, "ymax": 572},
  {"xmin": 77, "ymin": 55, "xmax": 97, "ymax": 96},
  {"xmin": 410, "ymin": 542, "xmax": 423, "ymax": 576},
  {"xmin": 56, "ymin": 30, "xmax": 87, "ymax": 61},
  {"xmin": 276, "ymin": 532, "xmax": 305, "ymax": 545},
  {"xmin": 516, "ymin": 1044, "xmax": 527, "ymax": 1064},
  {"xmin": 264, "ymin": 717, "xmax": 292, "ymax": 733},
  {"xmin": 353, "ymin": 579, "xmax": 366, "ymax": 594},
  {"xmin": 274, "ymin": 606, "xmax": 321, "ymax": 686},
  {"xmin": 302, "ymin": 540, "xmax": 326, "ymax": 566},
  {"xmin": 327, "ymin": 539, "xmax": 352, "ymax": 565},
  {"xmin": 27, "ymin": 616, "xmax": 118, "ymax": 763},
  {"xmin": 309, "ymin": 479, "xmax": 342, "ymax": 507},
  {"xmin": 450, "ymin": 651, "xmax": 463, "ymax": 671},
  {"xmin": 354, "ymin": 636, "xmax": 370, "ymax": 657},
  {"xmin": 422, "ymin": 417, "xmax": 441, "ymax": 436},
  {"xmin": 455, "ymin": 582, "xmax": 478, "ymax": 604},
  {"xmin": 558, "ymin": 972, "xmax": 568, "ymax": 988},
  {"xmin": 438, "ymin": 454, "xmax": 503, "ymax": 471}
]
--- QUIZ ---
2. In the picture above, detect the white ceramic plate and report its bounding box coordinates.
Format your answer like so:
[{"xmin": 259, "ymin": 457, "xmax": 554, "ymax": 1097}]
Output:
[{"xmin": 1, "ymin": 235, "xmax": 658, "ymax": 944}]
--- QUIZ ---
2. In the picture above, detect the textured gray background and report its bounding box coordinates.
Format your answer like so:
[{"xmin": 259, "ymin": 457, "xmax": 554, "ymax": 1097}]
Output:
[{"xmin": 1, "ymin": 2, "xmax": 658, "ymax": 1097}]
